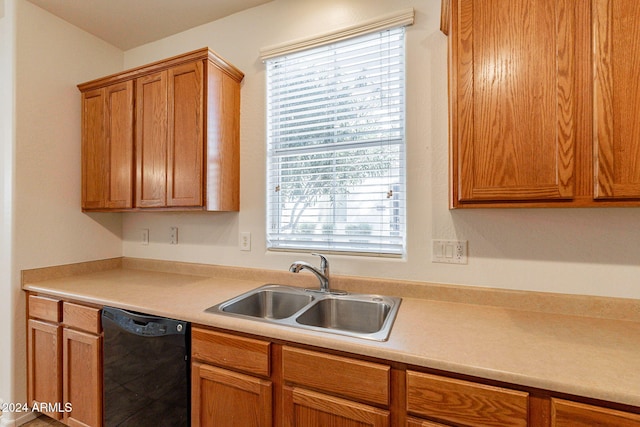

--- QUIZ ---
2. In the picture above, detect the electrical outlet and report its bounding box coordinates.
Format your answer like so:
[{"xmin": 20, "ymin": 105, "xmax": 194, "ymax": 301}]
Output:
[
  {"xmin": 240, "ymin": 232, "xmax": 251, "ymax": 251},
  {"xmin": 170, "ymin": 227, "xmax": 178, "ymax": 245},
  {"xmin": 141, "ymin": 229, "xmax": 149, "ymax": 246},
  {"xmin": 432, "ymin": 239, "xmax": 468, "ymax": 264}
]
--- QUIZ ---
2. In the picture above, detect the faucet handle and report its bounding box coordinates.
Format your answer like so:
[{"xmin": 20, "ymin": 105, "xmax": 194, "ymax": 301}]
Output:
[{"xmin": 311, "ymin": 253, "xmax": 329, "ymax": 273}]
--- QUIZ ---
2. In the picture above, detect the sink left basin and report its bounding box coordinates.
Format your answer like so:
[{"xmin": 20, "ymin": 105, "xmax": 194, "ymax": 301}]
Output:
[{"xmin": 206, "ymin": 284, "xmax": 314, "ymax": 320}]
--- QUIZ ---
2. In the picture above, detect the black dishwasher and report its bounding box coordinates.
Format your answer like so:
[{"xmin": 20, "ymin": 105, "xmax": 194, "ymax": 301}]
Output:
[{"xmin": 102, "ymin": 307, "xmax": 190, "ymax": 427}]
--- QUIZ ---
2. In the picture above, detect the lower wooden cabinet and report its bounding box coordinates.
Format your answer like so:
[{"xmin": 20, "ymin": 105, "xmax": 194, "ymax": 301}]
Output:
[
  {"xmin": 190, "ymin": 327, "xmax": 640, "ymax": 427},
  {"xmin": 26, "ymin": 301, "xmax": 640, "ymax": 427},
  {"xmin": 191, "ymin": 362, "xmax": 272, "ymax": 427},
  {"xmin": 191, "ymin": 328, "xmax": 272, "ymax": 427},
  {"xmin": 27, "ymin": 295, "xmax": 102, "ymax": 427},
  {"xmin": 62, "ymin": 301, "xmax": 102, "ymax": 427}
]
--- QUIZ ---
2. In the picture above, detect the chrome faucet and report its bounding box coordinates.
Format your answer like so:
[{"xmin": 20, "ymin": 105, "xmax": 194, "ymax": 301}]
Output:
[{"xmin": 289, "ymin": 253, "xmax": 332, "ymax": 293}]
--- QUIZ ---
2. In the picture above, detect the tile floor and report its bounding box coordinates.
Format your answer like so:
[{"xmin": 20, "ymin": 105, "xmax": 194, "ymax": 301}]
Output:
[{"xmin": 21, "ymin": 414, "xmax": 65, "ymax": 426}]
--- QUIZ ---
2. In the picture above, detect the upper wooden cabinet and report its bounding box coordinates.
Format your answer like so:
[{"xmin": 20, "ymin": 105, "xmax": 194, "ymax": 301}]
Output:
[
  {"xmin": 593, "ymin": 0, "xmax": 640, "ymax": 199},
  {"xmin": 78, "ymin": 48, "xmax": 243, "ymax": 212},
  {"xmin": 444, "ymin": 0, "xmax": 640, "ymax": 208}
]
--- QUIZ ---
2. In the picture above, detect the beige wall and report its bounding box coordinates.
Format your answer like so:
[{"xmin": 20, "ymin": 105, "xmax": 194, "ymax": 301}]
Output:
[
  {"xmin": 14, "ymin": 0, "xmax": 124, "ymax": 271},
  {"xmin": 121, "ymin": 0, "xmax": 640, "ymax": 299},
  {"xmin": 2, "ymin": 0, "xmax": 123, "ymax": 422}
]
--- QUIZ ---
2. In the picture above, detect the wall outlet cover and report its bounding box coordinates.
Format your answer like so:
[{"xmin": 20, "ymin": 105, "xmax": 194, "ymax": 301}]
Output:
[
  {"xmin": 240, "ymin": 232, "xmax": 251, "ymax": 251},
  {"xmin": 432, "ymin": 239, "xmax": 468, "ymax": 264}
]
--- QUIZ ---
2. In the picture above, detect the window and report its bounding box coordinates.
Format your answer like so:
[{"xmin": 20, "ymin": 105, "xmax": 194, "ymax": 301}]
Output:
[{"xmin": 266, "ymin": 26, "xmax": 406, "ymax": 256}]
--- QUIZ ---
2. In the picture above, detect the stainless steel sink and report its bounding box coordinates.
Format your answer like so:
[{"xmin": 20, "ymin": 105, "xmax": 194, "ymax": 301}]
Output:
[
  {"xmin": 206, "ymin": 284, "xmax": 401, "ymax": 341},
  {"xmin": 214, "ymin": 285, "xmax": 314, "ymax": 319}
]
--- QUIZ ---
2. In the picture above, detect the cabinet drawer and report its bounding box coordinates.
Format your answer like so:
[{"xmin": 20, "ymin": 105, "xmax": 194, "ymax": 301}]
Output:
[
  {"xmin": 282, "ymin": 346, "xmax": 390, "ymax": 406},
  {"xmin": 191, "ymin": 328, "xmax": 270, "ymax": 377},
  {"xmin": 551, "ymin": 398, "xmax": 640, "ymax": 427},
  {"xmin": 28, "ymin": 295, "xmax": 62, "ymax": 323},
  {"xmin": 63, "ymin": 302, "xmax": 101, "ymax": 334},
  {"xmin": 406, "ymin": 371, "xmax": 528, "ymax": 427}
]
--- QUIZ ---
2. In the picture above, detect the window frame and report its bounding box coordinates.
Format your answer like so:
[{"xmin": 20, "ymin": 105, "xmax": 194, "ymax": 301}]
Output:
[{"xmin": 263, "ymin": 18, "xmax": 412, "ymax": 257}]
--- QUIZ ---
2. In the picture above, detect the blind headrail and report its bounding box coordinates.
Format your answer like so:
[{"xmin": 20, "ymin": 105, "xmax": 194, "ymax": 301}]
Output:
[{"xmin": 259, "ymin": 8, "xmax": 415, "ymax": 61}]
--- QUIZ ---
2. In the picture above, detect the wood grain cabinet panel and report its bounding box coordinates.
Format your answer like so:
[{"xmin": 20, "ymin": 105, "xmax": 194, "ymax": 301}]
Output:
[
  {"xmin": 191, "ymin": 327, "xmax": 270, "ymax": 377},
  {"xmin": 449, "ymin": 0, "xmax": 585, "ymax": 205},
  {"xmin": 406, "ymin": 371, "xmax": 528, "ymax": 427},
  {"xmin": 81, "ymin": 81, "xmax": 134, "ymax": 210},
  {"xmin": 551, "ymin": 398, "xmax": 640, "ymax": 427},
  {"xmin": 407, "ymin": 417, "xmax": 451, "ymax": 427},
  {"xmin": 282, "ymin": 346, "xmax": 390, "ymax": 406},
  {"xmin": 136, "ymin": 71, "xmax": 169, "ymax": 208},
  {"xmin": 283, "ymin": 386, "xmax": 390, "ymax": 427},
  {"xmin": 63, "ymin": 302, "xmax": 101, "ymax": 334},
  {"xmin": 593, "ymin": 0, "xmax": 640, "ymax": 199},
  {"xmin": 191, "ymin": 362, "xmax": 272, "ymax": 427},
  {"xmin": 63, "ymin": 328, "xmax": 102, "ymax": 427},
  {"xmin": 27, "ymin": 319, "xmax": 63, "ymax": 420},
  {"xmin": 28, "ymin": 294, "xmax": 62, "ymax": 323},
  {"xmin": 167, "ymin": 61, "xmax": 204, "ymax": 207}
]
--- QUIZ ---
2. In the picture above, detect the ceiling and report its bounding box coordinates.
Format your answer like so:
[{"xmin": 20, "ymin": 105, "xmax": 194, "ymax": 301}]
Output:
[{"xmin": 26, "ymin": 0, "xmax": 273, "ymax": 50}]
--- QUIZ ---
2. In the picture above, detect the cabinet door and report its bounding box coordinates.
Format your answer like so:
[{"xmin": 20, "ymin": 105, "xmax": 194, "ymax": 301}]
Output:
[
  {"xmin": 63, "ymin": 328, "xmax": 102, "ymax": 427},
  {"xmin": 104, "ymin": 82, "xmax": 134, "ymax": 209},
  {"xmin": 136, "ymin": 71, "xmax": 168, "ymax": 208},
  {"xmin": 81, "ymin": 82, "xmax": 133, "ymax": 210},
  {"xmin": 192, "ymin": 362, "xmax": 272, "ymax": 427},
  {"xmin": 450, "ymin": 0, "xmax": 585, "ymax": 204},
  {"xmin": 283, "ymin": 386, "xmax": 389, "ymax": 427},
  {"xmin": 167, "ymin": 61, "xmax": 204, "ymax": 207},
  {"xmin": 27, "ymin": 319, "xmax": 62, "ymax": 420},
  {"xmin": 551, "ymin": 398, "xmax": 640, "ymax": 426},
  {"xmin": 593, "ymin": 0, "xmax": 640, "ymax": 199},
  {"xmin": 81, "ymin": 88, "xmax": 107, "ymax": 209}
]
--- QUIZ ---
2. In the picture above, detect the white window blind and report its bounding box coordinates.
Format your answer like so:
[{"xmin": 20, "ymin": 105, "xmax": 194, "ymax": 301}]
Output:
[{"xmin": 266, "ymin": 27, "xmax": 406, "ymax": 256}]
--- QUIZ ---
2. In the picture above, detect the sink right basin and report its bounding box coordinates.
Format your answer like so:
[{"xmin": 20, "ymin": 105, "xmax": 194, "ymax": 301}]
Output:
[{"xmin": 295, "ymin": 297, "xmax": 391, "ymax": 334}]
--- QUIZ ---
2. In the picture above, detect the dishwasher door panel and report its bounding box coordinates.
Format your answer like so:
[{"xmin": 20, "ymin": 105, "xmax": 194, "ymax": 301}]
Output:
[{"xmin": 102, "ymin": 307, "xmax": 190, "ymax": 427}]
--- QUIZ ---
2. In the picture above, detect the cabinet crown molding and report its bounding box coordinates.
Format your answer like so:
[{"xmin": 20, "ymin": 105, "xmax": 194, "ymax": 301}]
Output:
[{"xmin": 78, "ymin": 47, "xmax": 244, "ymax": 92}]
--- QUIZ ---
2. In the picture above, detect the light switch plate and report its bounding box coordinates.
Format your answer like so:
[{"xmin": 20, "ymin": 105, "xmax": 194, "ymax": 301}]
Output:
[{"xmin": 432, "ymin": 239, "xmax": 468, "ymax": 264}]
